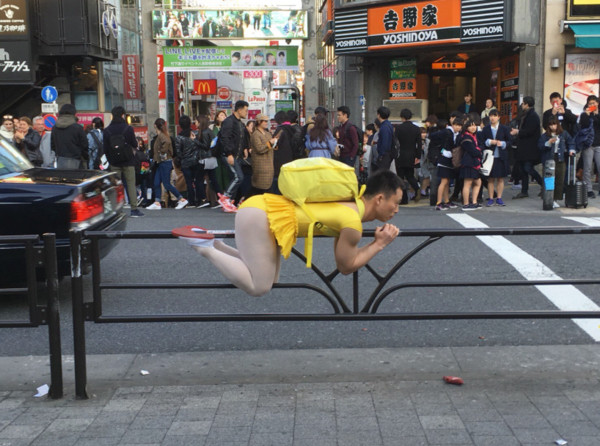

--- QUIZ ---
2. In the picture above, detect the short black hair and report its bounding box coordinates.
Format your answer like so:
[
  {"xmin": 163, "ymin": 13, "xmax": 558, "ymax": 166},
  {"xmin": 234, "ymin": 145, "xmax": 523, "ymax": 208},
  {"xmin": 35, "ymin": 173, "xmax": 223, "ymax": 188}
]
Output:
[
  {"xmin": 59, "ymin": 103, "xmax": 77, "ymax": 116},
  {"xmin": 179, "ymin": 114, "xmax": 191, "ymax": 130},
  {"xmin": 337, "ymin": 105, "xmax": 350, "ymax": 117},
  {"xmin": 286, "ymin": 109, "xmax": 298, "ymax": 123},
  {"xmin": 92, "ymin": 117, "xmax": 104, "ymax": 129},
  {"xmin": 314, "ymin": 106, "xmax": 328, "ymax": 115},
  {"xmin": 377, "ymin": 106, "xmax": 390, "ymax": 120},
  {"xmin": 587, "ymin": 95, "xmax": 598, "ymax": 104},
  {"xmin": 400, "ymin": 108, "xmax": 412, "ymax": 120},
  {"xmin": 450, "ymin": 110, "xmax": 464, "ymax": 120},
  {"xmin": 482, "ymin": 116, "xmax": 490, "ymax": 126},
  {"xmin": 364, "ymin": 170, "xmax": 405, "ymax": 199},
  {"xmin": 549, "ymin": 92, "xmax": 561, "ymax": 100},
  {"xmin": 111, "ymin": 106, "xmax": 126, "ymax": 118},
  {"xmin": 234, "ymin": 100, "xmax": 249, "ymax": 111},
  {"xmin": 366, "ymin": 123, "xmax": 375, "ymax": 132},
  {"xmin": 523, "ymin": 96, "xmax": 535, "ymax": 107},
  {"xmin": 274, "ymin": 110, "xmax": 287, "ymax": 125},
  {"xmin": 488, "ymin": 109, "xmax": 500, "ymax": 117}
]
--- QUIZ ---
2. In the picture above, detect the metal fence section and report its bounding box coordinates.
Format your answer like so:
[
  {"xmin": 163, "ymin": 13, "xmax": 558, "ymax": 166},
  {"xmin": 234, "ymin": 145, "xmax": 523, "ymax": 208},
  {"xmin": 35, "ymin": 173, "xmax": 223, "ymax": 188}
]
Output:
[
  {"xmin": 70, "ymin": 226, "xmax": 600, "ymax": 398},
  {"xmin": 0, "ymin": 234, "xmax": 63, "ymax": 399}
]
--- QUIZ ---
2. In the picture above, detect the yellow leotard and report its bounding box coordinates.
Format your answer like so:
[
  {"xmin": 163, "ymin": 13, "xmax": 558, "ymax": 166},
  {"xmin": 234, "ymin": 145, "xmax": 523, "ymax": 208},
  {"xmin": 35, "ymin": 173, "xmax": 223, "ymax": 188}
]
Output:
[{"xmin": 239, "ymin": 193, "xmax": 364, "ymax": 260}]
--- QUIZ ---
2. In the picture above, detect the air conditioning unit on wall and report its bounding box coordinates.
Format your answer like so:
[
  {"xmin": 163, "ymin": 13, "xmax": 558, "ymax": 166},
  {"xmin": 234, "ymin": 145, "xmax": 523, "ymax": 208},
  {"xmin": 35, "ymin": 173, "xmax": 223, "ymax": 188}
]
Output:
[{"xmin": 383, "ymin": 99, "xmax": 429, "ymax": 123}]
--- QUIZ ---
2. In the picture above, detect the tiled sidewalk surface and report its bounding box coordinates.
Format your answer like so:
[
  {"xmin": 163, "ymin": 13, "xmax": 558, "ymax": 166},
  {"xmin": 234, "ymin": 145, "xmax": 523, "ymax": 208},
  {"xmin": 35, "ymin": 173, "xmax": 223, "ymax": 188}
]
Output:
[
  {"xmin": 2, "ymin": 379, "xmax": 600, "ymax": 446},
  {"xmin": 2, "ymin": 345, "xmax": 600, "ymax": 445}
]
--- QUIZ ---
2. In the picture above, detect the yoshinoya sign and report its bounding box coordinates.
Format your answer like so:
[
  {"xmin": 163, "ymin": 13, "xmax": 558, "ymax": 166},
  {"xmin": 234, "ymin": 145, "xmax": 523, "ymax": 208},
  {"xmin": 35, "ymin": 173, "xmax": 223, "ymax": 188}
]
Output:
[{"xmin": 334, "ymin": 0, "xmax": 506, "ymax": 54}]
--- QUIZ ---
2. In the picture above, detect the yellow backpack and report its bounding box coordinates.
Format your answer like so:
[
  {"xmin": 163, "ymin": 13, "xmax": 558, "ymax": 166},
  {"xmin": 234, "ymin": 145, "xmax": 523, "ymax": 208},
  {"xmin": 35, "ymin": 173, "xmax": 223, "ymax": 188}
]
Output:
[{"xmin": 278, "ymin": 157, "xmax": 365, "ymax": 267}]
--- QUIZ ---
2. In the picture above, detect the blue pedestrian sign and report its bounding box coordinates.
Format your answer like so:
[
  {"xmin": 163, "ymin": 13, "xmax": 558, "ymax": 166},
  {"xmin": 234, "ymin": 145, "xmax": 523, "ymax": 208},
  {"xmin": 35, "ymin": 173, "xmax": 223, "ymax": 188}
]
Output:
[{"xmin": 41, "ymin": 86, "xmax": 58, "ymax": 103}]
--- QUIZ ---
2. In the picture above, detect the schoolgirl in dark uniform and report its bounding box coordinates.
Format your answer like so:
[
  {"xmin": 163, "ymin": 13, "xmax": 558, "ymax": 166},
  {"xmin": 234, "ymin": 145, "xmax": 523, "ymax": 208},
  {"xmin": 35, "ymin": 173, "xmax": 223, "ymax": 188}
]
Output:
[{"xmin": 459, "ymin": 118, "xmax": 483, "ymax": 210}]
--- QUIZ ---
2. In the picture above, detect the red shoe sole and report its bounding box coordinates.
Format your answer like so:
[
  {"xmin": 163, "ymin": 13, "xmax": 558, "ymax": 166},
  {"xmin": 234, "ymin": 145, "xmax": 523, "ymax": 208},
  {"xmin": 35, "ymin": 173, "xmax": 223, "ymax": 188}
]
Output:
[{"xmin": 171, "ymin": 225, "xmax": 215, "ymax": 239}]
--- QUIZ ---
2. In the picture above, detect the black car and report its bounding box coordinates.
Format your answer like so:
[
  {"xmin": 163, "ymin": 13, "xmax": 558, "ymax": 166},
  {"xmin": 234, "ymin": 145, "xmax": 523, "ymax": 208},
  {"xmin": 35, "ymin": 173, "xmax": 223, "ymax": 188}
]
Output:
[{"xmin": 0, "ymin": 136, "xmax": 127, "ymax": 283}]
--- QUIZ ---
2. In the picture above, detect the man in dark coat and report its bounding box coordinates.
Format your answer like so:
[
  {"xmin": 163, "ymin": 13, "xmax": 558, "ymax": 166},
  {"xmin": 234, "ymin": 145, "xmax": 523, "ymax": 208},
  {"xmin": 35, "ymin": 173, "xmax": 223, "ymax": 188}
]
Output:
[
  {"xmin": 336, "ymin": 105, "xmax": 359, "ymax": 168},
  {"xmin": 394, "ymin": 108, "xmax": 422, "ymax": 202},
  {"xmin": 51, "ymin": 104, "xmax": 89, "ymax": 169},
  {"xmin": 511, "ymin": 96, "xmax": 543, "ymax": 198},
  {"xmin": 542, "ymin": 92, "xmax": 578, "ymax": 137},
  {"xmin": 103, "ymin": 105, "xmax": 144, "ymax": 217}
]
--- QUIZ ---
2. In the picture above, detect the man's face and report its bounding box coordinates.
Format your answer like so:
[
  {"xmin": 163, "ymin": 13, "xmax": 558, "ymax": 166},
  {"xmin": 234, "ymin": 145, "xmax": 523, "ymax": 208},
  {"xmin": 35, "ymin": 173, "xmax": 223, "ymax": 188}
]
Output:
[
  {"xmin": 489, "ymin": 114, "xmax": 499, "ymax": 126},
  {"xmin": 551, "ymin": 97, "xmax": 562, "ymax": 108},
  {"xmin": 465, "ymin": 94, "xmax": 472, "ymax": 104},
  {"xmin": 588, "ymin": 99, "xmax": 598, "ymax": 110},
  {"xmin": 452, "ymin": 123, "xmax": 462, "ymax": 133},
  {"xmin": 521, "ymin": 102, "xmax": 529, "ymax": 111},
  {"xmin": 237, "ymin": 106, "xmax": 248, "ymax": 119},
  {"xmin": 18, "ymin": 120, "xmax": 29, "ymax": 132},
  {"xmin": 33, "ymin": 119, "xmax": 44, "ymax": 133},
  {"xmin": 376, "ymin": 188, "xmax": 403, "ymax": 222},
  {"xmin": 337, "ymin": 111, "xmax": 347, "ymax": 124},
  {"xmin": 255, "ymin": 55, "xmax": 263, "ymax": 64}
]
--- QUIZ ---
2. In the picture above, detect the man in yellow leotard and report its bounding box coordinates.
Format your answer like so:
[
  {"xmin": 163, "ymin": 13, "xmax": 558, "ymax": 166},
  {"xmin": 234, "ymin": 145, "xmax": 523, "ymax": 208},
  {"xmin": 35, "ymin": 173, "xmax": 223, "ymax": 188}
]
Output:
[{"xmin": 186, "ymin": 170, "xmax": 404, "ymax": 296}]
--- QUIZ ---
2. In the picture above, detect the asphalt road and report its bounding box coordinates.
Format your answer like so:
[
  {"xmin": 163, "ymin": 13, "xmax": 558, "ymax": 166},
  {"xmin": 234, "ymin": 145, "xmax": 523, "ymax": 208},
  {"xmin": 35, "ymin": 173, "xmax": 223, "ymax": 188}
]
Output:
[{"xmin": 2, "ymin": 195, "xmax": 600, "ymax": 356}]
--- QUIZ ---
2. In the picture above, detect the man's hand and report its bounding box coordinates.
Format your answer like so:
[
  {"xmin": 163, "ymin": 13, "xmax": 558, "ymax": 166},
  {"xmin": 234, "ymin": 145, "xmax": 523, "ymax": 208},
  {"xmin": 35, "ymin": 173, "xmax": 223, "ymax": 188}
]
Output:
[
  {"xmin": 510, "ymin": 128, "xmax": 518, "ymax": 136},
  {"xmin": 227, "ymin": 154, "xmax": 234, "ymax": 165},
  {"xmin": 374, "ymin": 223, "xmax": 399, "ymax": 248}
]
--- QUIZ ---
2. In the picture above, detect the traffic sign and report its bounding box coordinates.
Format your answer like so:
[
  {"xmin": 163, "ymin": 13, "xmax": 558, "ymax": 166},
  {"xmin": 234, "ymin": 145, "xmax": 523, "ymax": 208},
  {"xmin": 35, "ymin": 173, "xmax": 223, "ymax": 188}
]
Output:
[
  {"xmin": 41, "ymin": 86, "xmax": 58, "ymax": 103},
  {"xmin": 41, "ymin": 103, "xmax": 58, "ymax": 114},
  {"xmin": 43, "ymin": 114, "xmax": 57, "ymax": 130}
]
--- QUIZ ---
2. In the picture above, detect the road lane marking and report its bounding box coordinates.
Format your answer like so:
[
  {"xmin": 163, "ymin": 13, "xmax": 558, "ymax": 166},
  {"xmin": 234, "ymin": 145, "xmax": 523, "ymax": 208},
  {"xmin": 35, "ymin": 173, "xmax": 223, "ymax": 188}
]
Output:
[
  {"xmin": 449, "ymin": 213, "xmax": 600, "ymax": 341},
  {"xmin": 563, "ymin": 216, "xmax": 600, "ymax": 227}
]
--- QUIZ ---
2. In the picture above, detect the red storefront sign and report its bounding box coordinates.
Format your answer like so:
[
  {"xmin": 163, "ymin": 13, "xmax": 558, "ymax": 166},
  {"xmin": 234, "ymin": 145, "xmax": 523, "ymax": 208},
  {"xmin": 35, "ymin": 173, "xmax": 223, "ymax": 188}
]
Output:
[
  {"xmin": 123, "ymin": 55, "xmax": 140, "ymax": 99},
  {"xmin": 193, "ymin": 79, "xmax": 217, "ymax": 95},
  {"xmin": 157, "ymin": 54, "xmax": 166, "ymax": 99},
  {"xmin": 243, "ymin": 70, "xmax": 263, "ymax": 79}
]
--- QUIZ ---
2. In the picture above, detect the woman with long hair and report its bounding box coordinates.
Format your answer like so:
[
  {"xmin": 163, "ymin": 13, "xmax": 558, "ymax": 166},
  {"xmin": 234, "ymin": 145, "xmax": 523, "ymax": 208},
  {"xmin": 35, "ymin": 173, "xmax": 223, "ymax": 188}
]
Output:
[
  {"xmin": 146, "ymin": 118, "xmax": 188, "ymax": 210},
  {"xmin": 211, "ymin": 110, "xmax": 230, "ymax": 199},
  {"xmin": 305, "ymin": 114, "xmax": 337, "ymax": 158},
  {"xmin": 538, "ymin": 115, "xmax": 575, "ymax": 208},
  {"xmin": 195, "ymin": 115, "xmax": 222, "ymax": 207},
  {"xmin": 0, "ymin": 115, "xmax": 15, "ymax": 140}
]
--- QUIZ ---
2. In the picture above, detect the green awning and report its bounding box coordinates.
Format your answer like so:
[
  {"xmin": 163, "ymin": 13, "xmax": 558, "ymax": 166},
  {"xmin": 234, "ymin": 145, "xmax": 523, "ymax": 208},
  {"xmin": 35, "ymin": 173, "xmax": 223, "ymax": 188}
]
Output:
[{"xmin": 570, "ymin": 24, "xmax": 600, "ymax": 49}]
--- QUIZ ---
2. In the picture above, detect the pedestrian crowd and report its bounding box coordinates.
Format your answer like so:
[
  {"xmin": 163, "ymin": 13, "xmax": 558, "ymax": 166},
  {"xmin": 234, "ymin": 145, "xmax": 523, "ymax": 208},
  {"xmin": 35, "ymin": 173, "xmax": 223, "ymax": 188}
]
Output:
[{"xmin": 3, "ymin": 91, "xmax": 599, "ymax": 216}]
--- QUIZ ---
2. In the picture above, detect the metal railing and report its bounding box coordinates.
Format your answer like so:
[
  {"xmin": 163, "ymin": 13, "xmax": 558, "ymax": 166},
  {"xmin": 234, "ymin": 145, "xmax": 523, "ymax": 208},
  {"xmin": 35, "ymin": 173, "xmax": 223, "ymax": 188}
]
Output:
[
  {"xmin": 70, "ymin": 226, "xmax": 600, "ymax": 398},
  {"xmin": 0, "ymin": 234, "xmax": 63, "ymax": 399}
]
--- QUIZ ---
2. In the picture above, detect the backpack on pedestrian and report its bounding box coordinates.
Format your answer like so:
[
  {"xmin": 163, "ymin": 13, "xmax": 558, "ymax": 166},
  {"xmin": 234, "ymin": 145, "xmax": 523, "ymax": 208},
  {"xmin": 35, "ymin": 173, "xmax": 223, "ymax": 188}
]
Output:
[
  {"xmin": 290, "ymin": 124, "xmax": 307, "ymax": 159},
  {"xmin": 279, "ymin": 157, "xmax": 365, "ymax": 267},
  {"xmin": 106, "ymin": 133, "xmax": 134, "ymax": 164}
]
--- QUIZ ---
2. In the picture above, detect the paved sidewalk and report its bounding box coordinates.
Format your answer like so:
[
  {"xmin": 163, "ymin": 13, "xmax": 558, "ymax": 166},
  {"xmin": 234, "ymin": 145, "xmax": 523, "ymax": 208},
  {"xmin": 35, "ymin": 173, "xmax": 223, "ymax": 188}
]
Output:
[{"xmin": 2, "ymin": 345, "xmax": 600, "ymax": 445}]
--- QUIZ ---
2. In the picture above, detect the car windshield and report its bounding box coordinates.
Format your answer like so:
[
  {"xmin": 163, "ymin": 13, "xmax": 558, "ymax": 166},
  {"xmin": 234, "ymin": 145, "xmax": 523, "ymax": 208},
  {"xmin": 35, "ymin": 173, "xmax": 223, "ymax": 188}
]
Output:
[{"xmin": 0, "ymin": 136, "xmax": 33, "ymax": 177}]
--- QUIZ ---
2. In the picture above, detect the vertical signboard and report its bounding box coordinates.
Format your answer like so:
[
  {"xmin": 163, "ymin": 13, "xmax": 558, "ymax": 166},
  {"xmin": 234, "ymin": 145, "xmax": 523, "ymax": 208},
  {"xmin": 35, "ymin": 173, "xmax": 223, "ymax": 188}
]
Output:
[
  {"xmin": 389, "ymin": 58, "xmax": 417, "ymax": 99},
  {"xmin": 157, "ymin": 54, "xmax": 166, "ymax": 99},
  {"xmin": 564, "ymin": 54, "xmax": 600, "ymax": 116},
  {"xmin": 0, "ymin": 0, "xmax": 34, "ymax": 84},
  {"xmin": 499, "ymin": 55, "xmax": 519, "ymax": 125},
  {"xmin": 123, "ymin": 55, "xmax": 140, "ymax": 99}
]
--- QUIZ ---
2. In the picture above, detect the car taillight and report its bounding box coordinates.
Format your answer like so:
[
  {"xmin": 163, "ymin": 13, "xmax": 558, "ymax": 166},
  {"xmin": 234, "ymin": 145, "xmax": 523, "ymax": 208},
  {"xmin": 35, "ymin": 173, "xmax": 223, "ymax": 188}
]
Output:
[
  {"xmin": 116, "ymin": 183, "xmax": 125, "ymax": 204},
  {"xmin": 71, "ymin": 194, "xmax": 104, "ymax": 224}
]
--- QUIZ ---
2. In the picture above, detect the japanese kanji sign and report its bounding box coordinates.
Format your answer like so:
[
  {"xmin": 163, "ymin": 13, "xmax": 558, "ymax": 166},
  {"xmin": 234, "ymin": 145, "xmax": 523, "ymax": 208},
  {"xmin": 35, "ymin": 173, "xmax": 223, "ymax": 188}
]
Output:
[
  {"xmin": 123, "ymin": 55, "xmax": 140, "ymax": 100},
  {"xmin": 0, "ymin": 0, "xmax": 28, "ymax": 36},
  {"xmin": 368, "ymin": 0, "xmax": 461, "ymax": 49},
  {"xmin": 389, "ymin": 58, "xmax": 417, "ymax": 99}
]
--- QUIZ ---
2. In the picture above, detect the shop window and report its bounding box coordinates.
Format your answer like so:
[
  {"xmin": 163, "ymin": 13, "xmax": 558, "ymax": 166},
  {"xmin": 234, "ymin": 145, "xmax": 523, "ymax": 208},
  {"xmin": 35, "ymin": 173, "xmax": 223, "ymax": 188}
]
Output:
[{"xmin": 71, "ymin": 60, "xmax": 99, "ymax": 111}]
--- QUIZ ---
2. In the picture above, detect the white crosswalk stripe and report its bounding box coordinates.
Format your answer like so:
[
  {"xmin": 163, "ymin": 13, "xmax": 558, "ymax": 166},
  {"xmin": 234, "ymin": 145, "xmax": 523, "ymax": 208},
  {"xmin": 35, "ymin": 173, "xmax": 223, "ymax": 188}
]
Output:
[
  {"xmin": 563, "ymin": 216, "xmax": 600, "ymax": 227},
  {"xmin": 449, "ymin": 213, "xmax": 600, "ymax": 341}
]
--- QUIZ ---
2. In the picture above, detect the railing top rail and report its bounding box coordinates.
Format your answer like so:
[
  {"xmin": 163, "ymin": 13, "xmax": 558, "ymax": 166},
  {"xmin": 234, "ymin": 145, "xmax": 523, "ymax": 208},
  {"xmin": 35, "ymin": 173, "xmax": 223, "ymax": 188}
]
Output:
[
  {"xmin": 0, "ymin": 234, "xmax": 40, "ymax": 243},
  {"xmin": 83, "ymin": 226, "xmax": 600, "ymax": 240}
]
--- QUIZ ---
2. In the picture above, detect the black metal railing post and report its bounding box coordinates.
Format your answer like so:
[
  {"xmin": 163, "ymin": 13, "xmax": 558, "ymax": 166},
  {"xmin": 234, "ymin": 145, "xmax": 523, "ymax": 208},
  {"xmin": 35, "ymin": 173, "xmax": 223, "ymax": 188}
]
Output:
[
  {"xmin": 70, "ymin": 229, "xmax": 89, "ymax": 399},
  {"xmin": 43, "ymin": 233, "xmax": 63, "ymax": 399}
]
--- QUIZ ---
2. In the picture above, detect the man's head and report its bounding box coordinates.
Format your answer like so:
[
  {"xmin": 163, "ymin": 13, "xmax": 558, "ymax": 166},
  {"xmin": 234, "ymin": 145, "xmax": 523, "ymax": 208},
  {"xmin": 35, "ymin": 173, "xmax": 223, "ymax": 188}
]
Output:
[
  {"xmin": 337, "ymin": 105, "xmax": 350, "ymax": 124},
  {"xmin": 111, "ymin": 105, "xmax": 126, "ymax": 119},
  {"xmin": 254, "ymin": 50, "xmax": 264, "ymax": 64},
  {"xmin": 464, "ymin": 93, "xmax": 473, "ymax": 104},
  {"xmin": 32, "ymin": 116, "xmax": 44, "ymax": 134},
  {"xmin": 314, "ymin": 106, "xmax": 328, "ymax": 117},
  {"xmin": 488, "ymin": 109, "xmax": 500, "ymax": 125},
  {"xmin": 449, "ymin": 111, "xmax": 463, "ymax": 125},
  {"xmin": 234, "ymin": 100, "xmax": 249, "ymax": 119},
  {"xmin": 451, "ymin": 117, "xmax": 463, "ymax": 133},
  {"xmin": 231, "ymin": 52, "xmax": 240, "ymax": 63},
  {"xmin": 287, "ymin": 109, "xmax": 298, "ymax": 124},
  {"xmin": 59, "ymin": 103, "xmax": 77, "ymax": 116},
  {"xmin": 365, "ymin": 123, "xmax": 375, "ymax": 136},
  {"xmin": 400, "ymin": 108, "xmax": 412, "ymax": 121},
  {"xmin": 549, "ymin": 92, "xmax": 562, "ymax": 106},
  {"xmin": 363, "ymin": 170, "xmax": 405, "ymax": 222},
  {"xmin": 377, "ymin": 106, "xmax": 390, "ymax": 121},
  {"xmin": 522, "ymin": 96, "xmax": 535, "ymax": 110}
]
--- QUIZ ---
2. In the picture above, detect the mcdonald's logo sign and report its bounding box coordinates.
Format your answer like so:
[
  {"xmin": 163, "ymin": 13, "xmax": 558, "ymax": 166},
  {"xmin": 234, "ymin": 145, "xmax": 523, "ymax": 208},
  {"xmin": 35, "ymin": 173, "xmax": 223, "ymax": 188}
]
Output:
[{"xmin": 193, "ymin": 79, "xmax": 217, "ymax": 95}]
